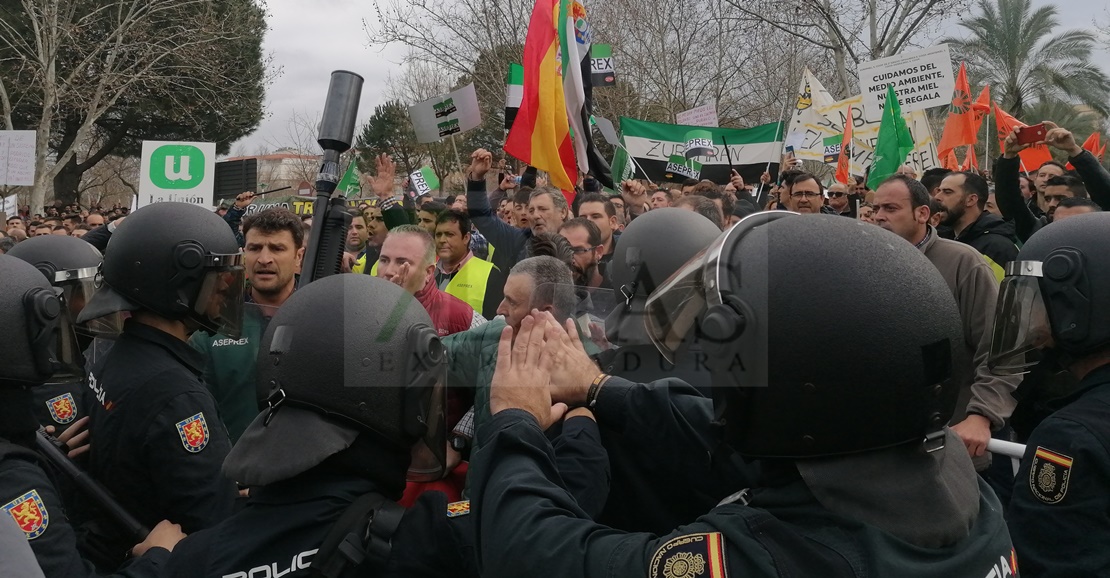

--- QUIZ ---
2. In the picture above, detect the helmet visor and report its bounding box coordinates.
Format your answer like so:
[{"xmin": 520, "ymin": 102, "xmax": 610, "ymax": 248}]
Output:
[
  {"xmin": 533, "ymin": 283, "xmax": 617, "ymax": 353},
  {"xmin": 194, "ymin": 253, "xmax": 246, "ymax": 339},
  {"xmin": 644, "ymin": 229, "xmax": 730, "ymax": 363},
  {"xmin": 989, "ymin": 262, "xmax": 1052, "ymax": 375},
  {"xmin": 64, "ymin": 278, "xmax": 126, "ymax": 338}
]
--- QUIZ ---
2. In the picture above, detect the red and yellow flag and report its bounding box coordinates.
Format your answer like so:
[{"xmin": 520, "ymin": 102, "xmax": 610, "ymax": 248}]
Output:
[
  {"xmin": 504, "ymin": 0, "xmax": 577, "ymax": 191},
  {"xmin": 835, "ymin": 105, "xmax": 853, "ymax": 184},
  {"xmin": 938, "ymin": 63, "xmax": 977, "ymax": 157},
  {"xmin": 1066, "ymin": 132, "xmax": 1104, "ymax": 169},
  {"xmin": 993, "ymin": 102, "xmax": 1053, "ymax": 170}
]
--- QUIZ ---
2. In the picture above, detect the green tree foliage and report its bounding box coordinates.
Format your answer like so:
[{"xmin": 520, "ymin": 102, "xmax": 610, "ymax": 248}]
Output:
[{"xmin": 944, "ymin": 0, "xmax": 1110, "ymax": 118}]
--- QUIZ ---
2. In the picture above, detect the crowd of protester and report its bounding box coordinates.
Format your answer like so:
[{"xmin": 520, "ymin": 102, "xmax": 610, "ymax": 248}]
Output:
[{"xmin": 1, "ymin": 120, "xmax": 1108, "ymax": 577}]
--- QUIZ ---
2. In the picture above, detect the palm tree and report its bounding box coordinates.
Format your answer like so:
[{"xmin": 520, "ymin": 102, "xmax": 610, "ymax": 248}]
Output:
[{"xmin": 943, "ymin": 0, "xmax": 1110, "ymax": 118}]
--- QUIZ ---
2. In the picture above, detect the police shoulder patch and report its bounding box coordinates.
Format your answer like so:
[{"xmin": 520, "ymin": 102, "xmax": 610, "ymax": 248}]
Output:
[
  {"xmin": 3, "ymin": 489, "xmax": 49, "ymax": 539},
  {"xmin": 176, "ymin": 412, "xmax": 210, "ymax": 453},
  {"xmin": 649, "ymin": 532, "xmax": 728, "ymax": 578},
  {"xmin": 45, "ymin": 392, "xmax": 77, "ymax": 425},
  {"xmin": 1029, "ymin": 446, "xmax": 1073, "ymax": 504},
  {"xmin": 447, "ymin": 500, "xmax": 470, "ymax": 517}
]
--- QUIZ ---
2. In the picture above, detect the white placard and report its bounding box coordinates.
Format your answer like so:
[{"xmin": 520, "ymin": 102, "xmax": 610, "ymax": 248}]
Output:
[
  {"xmin": 857, "ymin": 44, "xmax": 955, "ymax": 119},
  {"xmin": 675, "ymin": 103, "xmax": 719, "ymax": 128},
  {"xmin": 138, "ymin": 141, "xmax": 216, "ymax": 209},
  {"xmin": 408, "ymin": 84, "xmax": 483, "ymax": 143},
  {"xmin": 0, "ymin": 130, "xmax": 37, "ymax": 186}
]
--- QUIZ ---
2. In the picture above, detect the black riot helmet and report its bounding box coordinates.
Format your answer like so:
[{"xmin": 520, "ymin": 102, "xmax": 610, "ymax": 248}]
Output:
[
  {"xmin": 77, "ymin": 202, "xmax": 245, "ymax": 338},
  {"xmin": 0, "ymin": 255, "xmax": 64, "ymax": 386},
  {"xmin": 990, "ymin": 212, "xmax": 1110, "ymax": 373},
  {"xmin": 226, "ymin": 274, "xmax": 447, "ymax": 488},
  {"xmin": 7, "ymin": 235, "xmax": 122, "ymax": 375},
  {"xmin": 606, "ymin": 208, "xmax": 722, "ymax": 346},
  {"xmin": 646, "ymin": 213, "xmax": 964, "ymax": 458}
]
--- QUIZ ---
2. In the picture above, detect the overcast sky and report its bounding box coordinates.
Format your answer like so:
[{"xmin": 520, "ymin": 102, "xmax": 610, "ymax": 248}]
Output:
[{"xmin": 229, "ymin": 0, "xmax": 1109, "ymax": 156}]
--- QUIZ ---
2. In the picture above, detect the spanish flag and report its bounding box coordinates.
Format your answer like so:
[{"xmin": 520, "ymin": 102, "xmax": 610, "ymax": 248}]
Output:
[{"xmin": 504, "ymin": 0, "xmax": 577, "ymax": 191}]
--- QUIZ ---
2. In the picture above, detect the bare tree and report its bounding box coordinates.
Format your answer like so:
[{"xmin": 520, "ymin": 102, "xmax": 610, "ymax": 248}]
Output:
[
  {"xmin": 0, "ymin": 0, "xmax": 267, "ymax": 213},
  {"xmin": 724, "ymin": 0, "xmax": 970, "ymax": 97}
]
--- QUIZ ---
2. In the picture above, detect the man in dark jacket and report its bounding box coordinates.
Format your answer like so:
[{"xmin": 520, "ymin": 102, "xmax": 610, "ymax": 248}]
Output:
[
  {"xmin": 934, "ymin": 171, "xmax": 1018, "ymax": 281},
  {"xmin": 995, "ymin": 122, "xmax": 1110, "ymax": 242}
]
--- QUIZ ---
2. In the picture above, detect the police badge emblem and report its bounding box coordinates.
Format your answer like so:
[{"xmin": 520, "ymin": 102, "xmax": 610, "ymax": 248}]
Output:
[
  {"xmin": 1029, "ymin": 446, "xmax": 1073, "ymax": 504},
  {"xmin": 3, "ymin": 489, "xmax": 49, "ymax": 539},
  {"xmin": 45, "ymin": 392, "xmax": 77, "ymax": 425},
  {"xmin": 176, "ymin": 412, "xmax": 210, "ymax": 453},
  {"xmin": 447, "ymin": 500, "xmax": 470, "ymax": 518},
  {"xmin": 649, "ymin": 532, "xmax": 728, "ymax": 578}
]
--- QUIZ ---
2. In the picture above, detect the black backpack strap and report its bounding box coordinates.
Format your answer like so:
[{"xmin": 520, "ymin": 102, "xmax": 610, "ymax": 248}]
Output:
[
  {"xmin": 734, "ymin": 507, "xmax": 858, "ymax": 578},
  {"xmin": 311, "ymin": 492, "xmax": 406, "ymax": 578}
]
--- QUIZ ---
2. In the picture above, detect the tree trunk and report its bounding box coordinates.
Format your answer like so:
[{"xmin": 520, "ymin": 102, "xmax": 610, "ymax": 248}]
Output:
[{"xmin": 52, "ymin": 156, "xmax": 82, "ymax": 206}]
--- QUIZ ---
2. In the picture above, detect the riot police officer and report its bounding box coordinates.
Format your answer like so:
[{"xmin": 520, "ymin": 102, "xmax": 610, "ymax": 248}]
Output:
[
  {"xmin": 473, "ymin": 213, "xmax": 1016, "ymax": 577},
  {"xmin": 592, "ymin": 207, "xmax": 755, "ymax": 534},
  {"xmin": 7, "ymin": 235, "xmax": 119, "ymax": 431},
  {"xmin": 163, "ymin": 273, "xmax": 474, "ymax": 577},
  {"xmin": 989, "ymin": 212, "xmax": 1110, "ymax": 575},
  {"xmin": 73, "ymin": 202, "xmax": 244, "ymax": 568},
  {"xmin": 0, "ymin": 255, "xmax": 183, "ymax": 576}
]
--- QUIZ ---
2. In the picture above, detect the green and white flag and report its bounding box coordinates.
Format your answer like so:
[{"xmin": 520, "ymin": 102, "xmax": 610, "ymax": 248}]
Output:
[
  {"xmin": 505, "ymin": 63, "xmax": 524, "ymax": 131},
  {"xmin": 611, "ymin": 117, "xmax": 784, "ymax": 184},
  {"xmin": 409, "ymin": 167, "xmax": 440, "ymax": 197},
  {"xmin": 336, "ymin": 161, "xmax": 361, "ymax": 198},
  {"xmin": 684, "ymin": 130, "xmax": 715, "ymax": 159},
  {"xmin": 590, "ymin": 44, "xmax": 615, "ymax": 87}
]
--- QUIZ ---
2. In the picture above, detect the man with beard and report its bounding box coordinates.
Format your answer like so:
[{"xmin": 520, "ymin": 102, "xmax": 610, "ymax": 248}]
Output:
[
  {"xmin": 872, "ymin": 175, "xmax": 1021, "ymax": 476},
  {"xmin": 558, "ymin": 218, "xmax": 605, "ymax": 288},
  {"xmin": 190, "ymin": 208, "xmax": 304, "ymax": 443},
  {"xmin": 574, "ymin": 194, "xmax": 619, "ymax": 283},
  {"xmin": 933, "ymin": 171, "xmax": 1018, "ymax": 281},
  {"xmin": 995, "ymin": 122, "xmax": 1110, "ymax": 243}
]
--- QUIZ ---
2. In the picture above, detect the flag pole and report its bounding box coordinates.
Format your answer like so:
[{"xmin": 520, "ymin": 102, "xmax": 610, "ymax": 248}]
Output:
[
  {"xmin": 769, "ymin": 96, "xmax": 791, "ymax": 175},
  {"xmin": 450, "ymin": 134, "xmax": 463, "ymax": 179}
]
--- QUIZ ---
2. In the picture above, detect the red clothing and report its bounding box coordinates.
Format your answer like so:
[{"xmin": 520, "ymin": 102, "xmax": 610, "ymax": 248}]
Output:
[{"xmin": 414, "ymin": 275, "xmax": 474, "ymax": 337}]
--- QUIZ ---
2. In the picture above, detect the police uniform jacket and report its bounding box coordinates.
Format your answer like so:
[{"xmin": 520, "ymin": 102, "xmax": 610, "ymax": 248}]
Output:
[
  {"xmin": 1008, "ymin": 363, "xmax": 1110, "ymax": 576},
  {"xmin": 471, "ymin": 402, "xmax": 1018, "ymax": 578},
  {"xmin": 79, "ymin": 320, "xmax": 236, "ymax": 565},
  {"xmin": 0, "ymin": 439, "xmax": 169, "ymax": 577}
]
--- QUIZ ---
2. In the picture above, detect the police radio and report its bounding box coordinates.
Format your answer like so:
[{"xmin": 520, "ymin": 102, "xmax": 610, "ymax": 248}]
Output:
[{"xmin": 298, "ymin": 70, "xmax": 364, "ymax": 287}]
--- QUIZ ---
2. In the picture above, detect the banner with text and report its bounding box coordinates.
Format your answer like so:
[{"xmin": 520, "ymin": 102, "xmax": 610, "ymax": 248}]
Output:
[
  {"xmin": 857, "ymin": 44, "xmax": 955, "ymax": 119},
  {"xmin": 0, "ymin": 130, "xmax": 36, "ymax": 186},
  {"xmin": 409, "ymin": 83, "xmax": 483, "ymax": 143},
  {"xmin": 611, "ymin": 118, "xmax": 783, "ymax": 185},
  {"xmin": 591, "ymin": 44, "xmax": 615, "ymax": 87}
]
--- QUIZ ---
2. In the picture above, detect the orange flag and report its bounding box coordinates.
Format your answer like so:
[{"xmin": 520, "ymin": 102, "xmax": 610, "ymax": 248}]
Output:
[
  {"xmin": 993, "ymin": 102, "xmax": 1053, "ymax": 170},
  {"xmin": 970, "ymin": 85, "xmax": 991, "ymax": 133},
  {"xmin": 963, "ymin": 146, "xmax": 979, "ymax": 171},
  {"xmin": 938, "ymin": 63, "xmax": 976, "ymax": 157},
  {"xmin": 1066, "ymin": 132, "xmax": 1104, "ymax": 169},
  {"xmin": 943, "ymin": 148, "xmax": 960, "ymax": 170},
  {"xmin": 504, "ymin": 0, "xmax": 577, "ymax": 191},
  {"xmin": 835, "ymin": 105, "xmax": 853, "ymax": 184}
]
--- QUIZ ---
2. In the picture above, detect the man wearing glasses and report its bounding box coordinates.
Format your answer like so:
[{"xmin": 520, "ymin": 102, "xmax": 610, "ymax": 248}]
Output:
[
  {"xmin": 558, "ymin": 218, "xmax": 607, "ymax": 289},
  {"xmin": 783, "ymin": 173, "xmax": 825, "ymax": 214},
  {"xmin": 826, "ymin": 182, "xmax": 857, "ymax": 218}
]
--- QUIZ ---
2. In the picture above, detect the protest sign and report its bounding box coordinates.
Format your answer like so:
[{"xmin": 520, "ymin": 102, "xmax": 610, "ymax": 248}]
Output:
[
  {"xmin": 857, "ymin": 45, "xmax": 955, "ymax": 118},
  {"xmin": 611, "ymin": 118, "xmax": 782, "ymax": 184},
  {"xmin": 675, "ymin": 103, "xmax": 719, "ymax": 128},
  {"xmin": 0, "ymin": 130, "xmax": 36, "ymax": 186},
  {"xmin": 409, "ymin": 167, "xmax": 440, "ymax": 197},
  {"xmin": 590, "ymin": 44, "xmax": 615, "ymax": 87},
  {"xmin": 243, "ymin": 195, "xmax": 365, "ymax": 216},
  {"xmin": 138, "ymin": 141, "xmax": 216, "ymax": 209},
  {"xmin": 409, "ymin": 84, "xmax": 482, "ymax": 143},
  {"xmin": 1, "ymin": 193, "xmax": 18, "ymax": 217}
]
